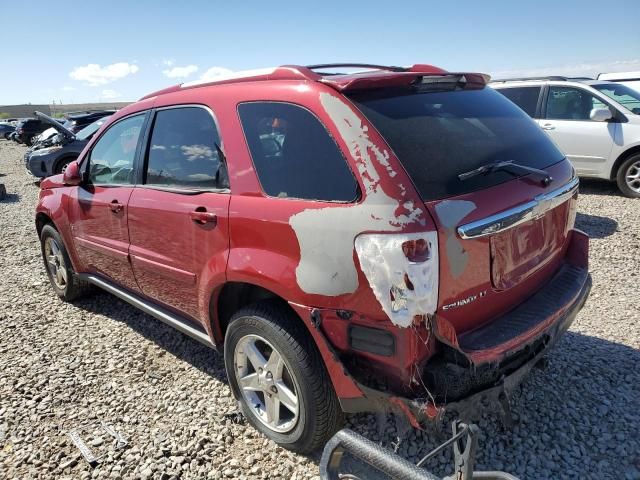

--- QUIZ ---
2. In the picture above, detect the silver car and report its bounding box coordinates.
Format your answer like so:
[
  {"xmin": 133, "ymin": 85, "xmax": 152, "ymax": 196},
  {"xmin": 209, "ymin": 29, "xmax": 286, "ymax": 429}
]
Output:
[{"xmin": 492, "ymin": 77, "xmax": 640, "ymax": 197}]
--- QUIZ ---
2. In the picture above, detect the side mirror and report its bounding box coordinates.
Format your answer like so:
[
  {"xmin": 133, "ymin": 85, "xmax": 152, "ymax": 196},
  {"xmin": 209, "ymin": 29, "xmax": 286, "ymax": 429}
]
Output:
[
  {"xmin": 590, "ymin": 107, "xmax": 613, "ymax": 122},
  {"xmin": 63, "ymin": 160, "xmax": 82, "ymax": 186}
]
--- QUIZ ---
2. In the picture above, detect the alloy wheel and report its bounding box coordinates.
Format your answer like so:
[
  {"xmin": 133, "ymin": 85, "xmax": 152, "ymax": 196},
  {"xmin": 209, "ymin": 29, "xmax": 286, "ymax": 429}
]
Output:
[
  {"xmin": 234, "ymin": 334, "xmax": 300, "ymax": 433},
  {"xmin": 625, "ymin": 160, "xmax": 640, "ymax": 194},
  {"xmin": 44, "ymin": 237, "xmax": 67, "ymax": 289}
]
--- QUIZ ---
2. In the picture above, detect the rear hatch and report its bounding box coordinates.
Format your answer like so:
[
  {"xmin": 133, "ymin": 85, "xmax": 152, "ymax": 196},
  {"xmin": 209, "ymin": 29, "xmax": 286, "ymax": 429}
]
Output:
[{"xmin": 347, "ymin": 84, "xmax": 577, "ymax": 339}]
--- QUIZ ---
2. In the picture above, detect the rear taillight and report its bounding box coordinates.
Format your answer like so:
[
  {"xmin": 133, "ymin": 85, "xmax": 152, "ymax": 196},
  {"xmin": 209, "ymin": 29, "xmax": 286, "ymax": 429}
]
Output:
[
  {"xmin": 355, "ymin": 232, "xmax": 439, "ymax": 327},
  {"xmin": 402, "ymin": 238, "xmax": 430, "ymax": 263}
]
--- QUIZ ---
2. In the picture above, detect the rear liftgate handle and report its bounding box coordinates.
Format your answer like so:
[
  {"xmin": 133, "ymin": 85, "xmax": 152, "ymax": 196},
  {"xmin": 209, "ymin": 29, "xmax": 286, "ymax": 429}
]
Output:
[{"xmin": 190, "ymin": 207, "xmax": 217, "ymax": 226}]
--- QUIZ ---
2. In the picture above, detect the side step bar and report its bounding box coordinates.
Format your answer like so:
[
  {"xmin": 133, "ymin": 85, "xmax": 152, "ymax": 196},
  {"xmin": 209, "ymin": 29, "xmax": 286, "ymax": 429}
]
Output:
[{"xmin": 81, "ymin": 274, "xmax": 215, "ymax": 349}]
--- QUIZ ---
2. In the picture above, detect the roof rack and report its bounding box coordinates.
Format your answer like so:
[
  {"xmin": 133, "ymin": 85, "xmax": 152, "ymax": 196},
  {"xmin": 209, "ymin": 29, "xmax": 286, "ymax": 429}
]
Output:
[
  {"xmin": 306, "ymin": 63, "xmax": 407, "ymax": 73},
  {"xmin": 491, "ymin": 75, "xmax": 594, "ymax": 83},
  {"xmin": 63, "ymin": 109, "xmax": 117, "ymax": 117}
]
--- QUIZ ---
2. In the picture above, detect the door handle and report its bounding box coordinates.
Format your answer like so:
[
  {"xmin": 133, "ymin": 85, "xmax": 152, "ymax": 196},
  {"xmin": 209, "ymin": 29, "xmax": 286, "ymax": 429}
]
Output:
[
  {"xmin": 190, "ymin": 209, "xmax": 217, "ymax": 226},
  {"xmin": 109, "ymin": 200, "xmax": 123, "ymax": 213},
  {"xmin": 541, "ymin": 124, "xmax": 555, "ymax": 130}
]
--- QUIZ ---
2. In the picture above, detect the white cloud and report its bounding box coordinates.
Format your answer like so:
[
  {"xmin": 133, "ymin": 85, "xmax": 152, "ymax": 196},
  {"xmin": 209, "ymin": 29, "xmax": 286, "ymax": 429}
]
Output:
[
  {"xmin": 163, "ymin": 64, "xmax": 199, "ymax": 79},
  {"xmin": 101, "ymin": 89, "xmax": 122, "ymax": 100},
  {"xmin": 162, "ymin": 59, "xmax": 175, "ymax": 67},
  {"xmin": 199, "ymin": 66, "xmax": 234, "ymax": 81},
  {"xmin": 69, "ymin": 62, "xmax": 139, "ymax": 86},
  {"xmin": 62, "ymin": 86, "xmax": 75, "ymax": 92},
  {"xmin": 491, "ymin": 59, "xmax": 640, "ymax": 80}
]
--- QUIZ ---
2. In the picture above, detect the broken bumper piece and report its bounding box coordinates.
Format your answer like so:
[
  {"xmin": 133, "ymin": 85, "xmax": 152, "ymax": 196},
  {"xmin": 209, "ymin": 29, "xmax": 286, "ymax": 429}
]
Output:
[{"xmin": 340, "ymin": 268, "xmax": 592, "ymax": 428}]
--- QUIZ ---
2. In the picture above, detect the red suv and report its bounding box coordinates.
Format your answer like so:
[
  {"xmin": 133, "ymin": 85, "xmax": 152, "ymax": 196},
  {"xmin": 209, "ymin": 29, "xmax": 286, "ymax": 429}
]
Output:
[{"xmin": 36, "ymin": 63, "xmax": 591, "ymax": 453}]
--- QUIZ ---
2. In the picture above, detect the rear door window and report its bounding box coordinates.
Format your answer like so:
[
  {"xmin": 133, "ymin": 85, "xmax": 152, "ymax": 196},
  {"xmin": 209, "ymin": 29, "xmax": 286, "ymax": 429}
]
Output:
[
  {"xmin": 144, "ymin": 107, "xmax": 227, "ymax": 190},
  {"xmin": 349, "ymin": 87, "xmax": 564, "ymax": 201},
  {"xmin": 238, "ymin": 102, "xmax": 359, "ymax": 202},
  {"xmin": 495, "ymin": 86, "xmax": 541, "ymax": 117}
]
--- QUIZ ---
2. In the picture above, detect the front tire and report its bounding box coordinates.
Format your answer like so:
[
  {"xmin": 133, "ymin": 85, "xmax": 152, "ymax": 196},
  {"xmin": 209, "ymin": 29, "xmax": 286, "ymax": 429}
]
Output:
[
  {"xmin": 224, "ymin": 301, "xmax": 343, "ymax": 453},
  {"xmin": 40, "ymin": 224, "xmax": 90, "ymax": 301},
  {"xmin": 616, "ymin": 154, "xmax": 640, "ymax": 198},
  {"xmin": 54, "ymin": 157, "xmax": 74, "ymax": 175}
]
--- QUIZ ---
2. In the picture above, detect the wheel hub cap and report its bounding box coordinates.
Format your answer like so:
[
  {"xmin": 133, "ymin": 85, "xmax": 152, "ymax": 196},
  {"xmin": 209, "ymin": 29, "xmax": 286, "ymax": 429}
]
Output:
[
  {"xmin": 625, "ymin": 160, "xmax": 640, "ymax": 193},
  {"xmin": 234, "ymin": 334, "xmax": 300, "ymax": 433},
  {"xmin": 44, "ymin": 237, "xmax": 67, "ymax": 289}
]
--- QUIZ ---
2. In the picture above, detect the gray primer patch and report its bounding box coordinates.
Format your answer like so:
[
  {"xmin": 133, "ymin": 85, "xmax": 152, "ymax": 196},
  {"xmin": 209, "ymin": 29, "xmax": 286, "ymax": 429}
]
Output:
[
  {"xmin": 434, "ymin": 200, "xmax": 476, "ymax": 278},
  {"xmin": 289, "ymin": 92, "xmax": 425, "ymax": 297}
]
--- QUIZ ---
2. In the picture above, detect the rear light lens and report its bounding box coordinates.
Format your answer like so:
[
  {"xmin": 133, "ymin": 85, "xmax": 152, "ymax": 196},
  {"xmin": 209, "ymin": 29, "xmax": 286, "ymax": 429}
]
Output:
[
  {"xmin": 402, "ymin": 239, "xmax": 430, "ymax": 262},
  {"xmin": 355, "ymin": 232, "xmax": 439, "ymax": 327}
]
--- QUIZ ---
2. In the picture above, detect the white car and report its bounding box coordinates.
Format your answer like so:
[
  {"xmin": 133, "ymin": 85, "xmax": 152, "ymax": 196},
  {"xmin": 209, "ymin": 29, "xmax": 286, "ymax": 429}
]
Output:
[
  {"xmin": 491, "ymin": 77, "xmax": 640, "ymax": 197},
  {"xmin": 598, "ymin": 71, "xmax": 640, "ymax": 94}
]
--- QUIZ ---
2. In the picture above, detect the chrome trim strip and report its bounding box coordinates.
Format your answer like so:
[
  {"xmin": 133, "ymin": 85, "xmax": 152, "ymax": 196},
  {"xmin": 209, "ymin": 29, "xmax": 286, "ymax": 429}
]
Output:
[
  {"xmin": 82, "ymin": 274, "xmax": 215, "ymax": 349},
  {"xmin": 457, "ymin": 177, "xmax": 579, "ymax": 239}
]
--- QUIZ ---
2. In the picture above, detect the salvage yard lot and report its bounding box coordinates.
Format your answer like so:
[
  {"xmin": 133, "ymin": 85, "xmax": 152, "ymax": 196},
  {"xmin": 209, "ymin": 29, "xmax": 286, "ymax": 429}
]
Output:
[{"xmin": 0, "ymin": 140, "xmax": 639, "ymax": 479}]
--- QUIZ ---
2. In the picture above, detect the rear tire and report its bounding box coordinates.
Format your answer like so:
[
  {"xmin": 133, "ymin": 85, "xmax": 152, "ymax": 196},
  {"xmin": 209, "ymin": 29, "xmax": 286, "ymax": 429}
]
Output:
[
  {"xmin": 616, "ymin": 154, "xmax": 640, "ymax": 198},
  {"xmin": 224, "ymin": 301, "xmax": 343, "ymax": 453},
  {"xmin": 40, "ymin": 224, "xmax": 91, "ymax": 301}
]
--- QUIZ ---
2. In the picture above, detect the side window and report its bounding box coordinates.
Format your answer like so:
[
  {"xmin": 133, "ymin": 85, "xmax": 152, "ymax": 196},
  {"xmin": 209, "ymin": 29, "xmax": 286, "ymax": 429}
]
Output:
[
  {"xmin": 496, "ymin": 87, "xmax": 541, "ymax": 117},
  {"xmin": 546, "ymin": 86, "xmax": 607, "ymax": 121},
  {"xmin": 238, "ymin": 102, "xmax": 358, "ymax": 202},
  {"xmin": 88, "ymin": 114, "xmax": 144, "ymax": 185},
  {"xmin": 145, "ymin": 107, "xmax": 227, "ymax": 189}
]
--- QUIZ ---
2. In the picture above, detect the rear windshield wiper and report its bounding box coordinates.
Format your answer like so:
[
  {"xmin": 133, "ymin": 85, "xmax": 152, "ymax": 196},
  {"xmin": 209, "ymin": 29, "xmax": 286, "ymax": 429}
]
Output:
[{"xmin": 458, "ymin": 160, "xmax": 553, "ymax": 186}]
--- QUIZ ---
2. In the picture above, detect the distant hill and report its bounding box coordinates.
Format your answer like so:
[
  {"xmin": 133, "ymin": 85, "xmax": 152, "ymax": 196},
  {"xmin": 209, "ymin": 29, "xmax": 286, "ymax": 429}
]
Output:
[{"xmin": 0, "ymin": 102, "xmax": 132, "ymax": 119}]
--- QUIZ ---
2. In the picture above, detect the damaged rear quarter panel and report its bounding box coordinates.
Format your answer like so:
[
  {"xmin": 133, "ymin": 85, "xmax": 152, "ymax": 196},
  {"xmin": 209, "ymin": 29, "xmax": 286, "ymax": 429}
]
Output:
[{"xmin": 288, "ymin": 91, "xmax": 441, "ymax": 327}]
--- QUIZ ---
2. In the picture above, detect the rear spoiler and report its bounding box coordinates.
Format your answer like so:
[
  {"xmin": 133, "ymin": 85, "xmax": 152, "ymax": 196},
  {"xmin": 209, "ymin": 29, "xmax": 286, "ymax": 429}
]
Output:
[{"xmin": 319, "ymin": 71, "xmax": 491, "ymax": 92}]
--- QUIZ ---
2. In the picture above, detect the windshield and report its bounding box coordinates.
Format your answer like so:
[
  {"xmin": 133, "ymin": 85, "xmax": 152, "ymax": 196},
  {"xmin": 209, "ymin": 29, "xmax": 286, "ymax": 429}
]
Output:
[
  {"xmin": 592, "ymin": 83, "xmax": 640, "ymax": 115},
  {"xmin": 76, "ymin": 117, "xmax": 110, "ymax": 140},
  {"xmin": 348, "ymin": 87, "xmax": 565, "ymax": 201}
]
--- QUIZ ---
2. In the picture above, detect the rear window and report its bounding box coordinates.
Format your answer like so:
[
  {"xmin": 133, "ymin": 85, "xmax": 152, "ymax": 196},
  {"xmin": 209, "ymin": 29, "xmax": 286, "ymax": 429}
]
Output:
[
  {"xmin": 348, "ymin": 87, "xmax": 565, "ymax": 201},
  {"xmin": 238, "ymin": 102, "xmax": 359, "ymax": 202},
  {"xmin": 495, "ymin": 86, "xmax": 541, "ymax": 117}
]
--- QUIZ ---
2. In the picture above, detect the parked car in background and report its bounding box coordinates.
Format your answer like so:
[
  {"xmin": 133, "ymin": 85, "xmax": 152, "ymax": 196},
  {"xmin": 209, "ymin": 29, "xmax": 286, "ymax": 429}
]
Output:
[
  {"xmin": 31, "ymin": 127, "xmax": 59, "ymax": 146},
  {"xmin": 26, "ymin": 112, "xmax": 111, "ymax": 177},
  {"xmin": 36, "ymin": 63, "xmax": 590, "ymax": 453},
  {"xmin": 598, "ymin": 71, "xmax": 640, "ymax": 93},
  {"xmin": 13, "ymin": 118, "xmax": 49, "ymax": 145},
  {"xmin": 62, "ymin": 110, "xmax": 115, "ymax": 133},
  {"xmin": 0, "ymin": 122, "xmax": 15, "ymax": 139},
  {"xmin": 492, "ymin": 76, "xmax": 640, "ymax": 197}
]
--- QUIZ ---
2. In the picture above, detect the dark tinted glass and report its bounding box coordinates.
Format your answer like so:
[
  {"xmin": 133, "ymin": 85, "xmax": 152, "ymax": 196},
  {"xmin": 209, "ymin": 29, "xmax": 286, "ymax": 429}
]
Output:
[
  {"xmin": 546, "ymin": 86, "xmax": 607, "ymax": 120},
  {"xmin": 496, "ymin": 86, "xmax": 541, "ymax": 117},
  {"xmin": 238, "ymin": 102, "xmax": 358, "ymax": 201},
  {"xmin": 349, "ymin": 87, "xmax": 565, "ymax": 201},
  {"xmin": 146, "ymin": 107, "xmax": 226, "ymax": 189}
]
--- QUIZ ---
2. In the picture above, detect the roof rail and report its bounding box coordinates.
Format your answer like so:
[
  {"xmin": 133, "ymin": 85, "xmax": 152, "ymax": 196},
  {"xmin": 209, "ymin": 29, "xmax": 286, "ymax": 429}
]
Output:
[
  {"xmin": 306, "ymin": 63, "xmax": 407, "ymax": 73},
  {"xmin": 491, "ymin": 75, "xmax": 594, "ymax": 83},
  {"xmin": 491, "ymin": 76, "xmax": 569, "ymax": 83}
]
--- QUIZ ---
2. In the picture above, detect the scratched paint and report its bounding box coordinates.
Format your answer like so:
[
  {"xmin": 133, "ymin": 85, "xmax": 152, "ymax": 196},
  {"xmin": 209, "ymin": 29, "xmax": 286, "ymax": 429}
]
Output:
[
  {"xmin": 289, "ymin": 93, "xmax": 434, "ymax": 325},
  {"xmin": 434, "ymin": 200, "xmax": 476, "ymax": 278},
  {"xmin": 355, "ymin": 232, "xmax": 439, "ymax": 328}
]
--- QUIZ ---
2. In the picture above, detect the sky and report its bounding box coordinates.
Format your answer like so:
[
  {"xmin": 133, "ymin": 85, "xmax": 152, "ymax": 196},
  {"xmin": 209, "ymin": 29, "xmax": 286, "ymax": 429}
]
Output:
[{"xmin": 2, "ymin": 0, "xmax": 639, "ymax": 105}]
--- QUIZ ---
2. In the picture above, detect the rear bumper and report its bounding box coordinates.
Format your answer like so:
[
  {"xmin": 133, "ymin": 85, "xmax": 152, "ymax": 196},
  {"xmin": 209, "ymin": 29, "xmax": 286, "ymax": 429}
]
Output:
[{"xmin": 340, "ymin": 269, "xmax": 591, "ymax": 424}]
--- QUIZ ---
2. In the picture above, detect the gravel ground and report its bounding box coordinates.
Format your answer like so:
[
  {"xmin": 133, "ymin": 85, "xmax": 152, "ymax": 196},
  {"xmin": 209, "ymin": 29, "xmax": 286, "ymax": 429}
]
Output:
[{"xmin": 1, "ymin": 140, "xmax": 639, "ymax": 480}]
